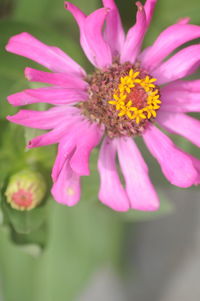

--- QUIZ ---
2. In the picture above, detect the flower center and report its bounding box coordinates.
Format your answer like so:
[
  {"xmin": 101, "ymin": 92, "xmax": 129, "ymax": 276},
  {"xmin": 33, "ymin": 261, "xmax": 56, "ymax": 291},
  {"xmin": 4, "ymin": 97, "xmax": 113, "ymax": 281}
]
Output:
[
  {"xmin": 11, "ymin": 189, "xmax": 33, "ymax": 209},
  {"xmin": 81, "ymin": 61, "xmax": 161, "ymax": 138}
]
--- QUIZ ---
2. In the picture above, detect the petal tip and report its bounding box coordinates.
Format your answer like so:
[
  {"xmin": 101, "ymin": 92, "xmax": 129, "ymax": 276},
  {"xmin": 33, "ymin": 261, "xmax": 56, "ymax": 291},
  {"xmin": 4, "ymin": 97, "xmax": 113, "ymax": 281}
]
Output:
[
  {"xmin": 6, "ymin": 115, "xmax": 12, "ymax": 121},
  {"xmin": 27, "ymin": 140, "xmax": 34, "ymax": 149},
  {"xmin": 177, "ymin": 17, "xmax": 190, "ymax": 24},
  {"xmin": 131, "ymin": 201, "xmax": 160, "ymax": 212},
  {"xmin": 64, "ymin": 1, "xmax": 69, "ymax": 9},
  {"xmin": 136, "ymin": 1, "xmax": 144, "ymax": 11},
  {"xmin": 99, "ymin": 195, "xmax": 130, "ymax": 212},
  {"xmin": 7, "ymin": 95, "xmax": 13, "ymax": 104},
  {"xmin": 24, "ymin": 67, "xmax": 32, "ymax": 80}
]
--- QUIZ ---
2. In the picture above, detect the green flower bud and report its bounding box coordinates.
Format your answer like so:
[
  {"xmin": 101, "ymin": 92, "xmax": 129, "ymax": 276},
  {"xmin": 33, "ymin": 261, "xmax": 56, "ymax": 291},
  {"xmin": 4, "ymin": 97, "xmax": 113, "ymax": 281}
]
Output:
[{"xmin": 5, "ymin": 170, "xmax": 47, "ymax": 211}]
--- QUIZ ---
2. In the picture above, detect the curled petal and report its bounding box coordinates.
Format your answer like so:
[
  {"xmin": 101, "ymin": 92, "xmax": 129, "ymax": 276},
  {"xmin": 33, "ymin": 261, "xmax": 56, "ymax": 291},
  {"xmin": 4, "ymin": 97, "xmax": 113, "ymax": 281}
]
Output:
[
  {"xmin": 70, "ymin": 123, "xmax": 103, "ymax": 176},
  {"xmin": 144, "ymin": 0, "xmax": 157, "ymax": 26},
  {"xmin": 116, "ymin": 137, "xmax": 160, "ymax": 211},
  {"xmin": 6, "ymin": 32, "xmax": 85, "ymax": 76},
  {"xmin": 65, "ymin": 3, "xmax": 112, "ymax": 68},
  {"xmin": 65, "ymin": 2, "xmax": 93, "ymax": 64},
  {"xmin": 83, "ymin": 8, "xmax": 112, "ymax": 68},
  {"xmin": 98, "ymin": 137, "xmax": 130, "ymax": 212},
  {"xmin": 51, "ymin": 120, "xmax": 102, "ymax": 181},
  {"xmin": 102, "ymin": 0, "xmax": 125, "ymax": 56},
  {"xmin": 152, "ymin": 44, "xmax": 200, "ymax": 85},
  {"xmin": 25, "ymin": 67, "xmax": 88, "ymax": 89},
  {"xmin": 141, "ymin": 24, "xmax": 200, "ymax": 71},
  {"xmin": 120, "ymin": 2, "xmax": 146, "ymax": 64},
  {"xmin": 51, "ymin": 127, "xmax": 78, "ymax": 182},
  {"xmin": 157, "ymin": 112, "xmax": 200, "ymax": 148},
  {"xmin": 51, "ymin": 159, "xmax": 81, "ymax": 206},
  {"xmin": 65, "ymin": 2, "xmax": 86, "ymax": 27},
  {"xmin": 143, "ymin": 125, "xmax": 198, "ymax": 187},
  {"xmin": 7, "ymin": 87, "xmax": 88, "ymax": 106}
]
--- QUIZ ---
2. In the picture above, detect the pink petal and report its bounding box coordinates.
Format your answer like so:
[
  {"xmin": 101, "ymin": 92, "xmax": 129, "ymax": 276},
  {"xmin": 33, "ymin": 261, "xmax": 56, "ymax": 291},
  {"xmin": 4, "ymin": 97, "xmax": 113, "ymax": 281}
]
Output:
[
  {"xmin": 144, "ymin": 0, "xmax": 157, "ymax": 26},
  {"xmin": 70, "ymin": 122, "xmax": 103, "ymax": 176},
  {"xmin": 120, "ymin": 2, "xmax": 147, "ymax": 64},
  {"xmin": 160, "ymin": 88, "xmax": 200, "ymax": 113},
  {"xmin": 64, "ymin": 2, "xmax": 93, "ymax": 63},
  {"xmin": 84, "ymin": 8, "xmax": 112, "ymax": 68},
  {"xmin": 51, "ymin": 126, "xmax": 79, "ymax": 182},
  {"xmin": 102, "ymin": 0, "xmax": 125, "ymax": 56},
  {"xmin": 28, "ymin": 128, "xmax": 64, "ymax": 148},
  {"xmin": 189, "ymin": 155, "xmax": 200, "ymax": 185},
  {"xmin": 64, "ymin": 2, "xmax": 86, "ymax": 27},
  {"xmin": 141, "ymin": 24, "xmax": 200, "ymax": 71},
  {"xmin": 152, "ymin": 44, "xmax": 200, "ymax": 85},
  {"xmin": 116, "ymin": 137, "xmax": 160, "ymax": 211},
  {"xmin": 143, "ymin": 125, "xmax": 198, "ymax": 187},
  {"xmin": 180, "ymin": 151, "xmax": 200, "ymax": 186},
  {"xmin": 6, "ymin": 32, "xmax": 85, "ymax": 76},
  {"xmin": 25, "ymin": 67, "xmax": 88, "ymax": 89},
  {"xmin": 7, "ymin": 87, "xmax": 88, "ymax": 106},
  {"xmin": 51, "ymin": 120, "xmax": 103, "ymax": 182},
  {"xmin": 51, "ymin": 159, "xmax": 81, "ymax": 206},
  {"xmin": 177, "ymin": 17, "xmax": 190, "ymax": 25},
  {"xmin": 65, "ymin": 3, "xmax": 112, "ymax": 68},
  {"xmin": 162, "ymin": 79, "xmax": 200, "ymax": 93},
  {"xmin": 97, "ymin": 137, "xmax": 130, "ymax": 212},
  {"xmin": 7, "ymin": 106, "xmax": 80, "ymax": 129},
  {"xmin": 28, "ymin": 116, "xmax": 81, "ymax": 148},
  {"xmin": 157, "ymin": 112, "xmax": 200, "ymax": 148}
]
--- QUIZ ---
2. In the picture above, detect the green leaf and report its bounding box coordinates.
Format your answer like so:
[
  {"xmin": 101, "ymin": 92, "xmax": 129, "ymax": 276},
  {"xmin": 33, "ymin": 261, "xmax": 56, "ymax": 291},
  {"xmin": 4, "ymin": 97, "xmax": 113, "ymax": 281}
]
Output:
[
  {"xmin": 2, "ymin": 198, "xmax": 49, "ymax": 234},
  {"xmin": 13, "ymin": 244, "xmax": 42, "ymax": 257},
  {"xmin": 9, "ymin": 223, "xmax": 48, "ymax": 257}
]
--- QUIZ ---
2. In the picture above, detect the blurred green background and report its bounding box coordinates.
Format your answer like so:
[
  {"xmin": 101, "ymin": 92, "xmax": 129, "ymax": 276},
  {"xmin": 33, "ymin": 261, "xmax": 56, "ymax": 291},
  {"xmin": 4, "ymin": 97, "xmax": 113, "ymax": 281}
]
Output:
[{"xmin": 0, "ymin": 0, "xmax": 199, "ymax": 300}]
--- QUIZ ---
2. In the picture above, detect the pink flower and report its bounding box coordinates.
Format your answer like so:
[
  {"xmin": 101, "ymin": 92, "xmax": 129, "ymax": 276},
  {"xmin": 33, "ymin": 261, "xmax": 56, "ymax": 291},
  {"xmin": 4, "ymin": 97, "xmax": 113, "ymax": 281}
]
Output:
[{"xmin": 6, "ymin": 0, "xmax": 200, "ymax": 211}]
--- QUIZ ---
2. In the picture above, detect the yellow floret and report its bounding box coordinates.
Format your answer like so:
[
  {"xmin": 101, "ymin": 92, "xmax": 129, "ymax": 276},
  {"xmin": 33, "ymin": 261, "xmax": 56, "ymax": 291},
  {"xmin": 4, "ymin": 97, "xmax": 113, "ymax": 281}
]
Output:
[{"xmin": 109, "ymin": 69, "xmax": 161, "ymax": 123}]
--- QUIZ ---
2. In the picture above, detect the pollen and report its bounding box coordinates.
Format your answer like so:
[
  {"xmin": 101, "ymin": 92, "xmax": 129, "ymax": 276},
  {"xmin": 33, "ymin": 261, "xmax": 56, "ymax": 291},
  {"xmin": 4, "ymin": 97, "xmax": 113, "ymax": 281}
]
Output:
[{"xmin": 109, "ymin": 69, "xmax": 161, "ymax": 125}]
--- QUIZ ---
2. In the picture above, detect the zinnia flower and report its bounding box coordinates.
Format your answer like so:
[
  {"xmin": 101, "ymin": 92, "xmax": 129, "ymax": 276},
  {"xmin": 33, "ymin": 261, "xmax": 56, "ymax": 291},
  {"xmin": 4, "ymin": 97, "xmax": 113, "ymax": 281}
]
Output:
[{"xmin": 6, "ymin": 0, "xmax": 200, "ymax": 211}]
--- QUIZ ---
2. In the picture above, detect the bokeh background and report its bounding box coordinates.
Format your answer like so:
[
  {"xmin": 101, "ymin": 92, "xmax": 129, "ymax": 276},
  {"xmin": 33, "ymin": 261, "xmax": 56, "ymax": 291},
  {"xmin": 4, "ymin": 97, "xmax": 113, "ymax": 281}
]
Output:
[{"xmin": 0, "ymin": 0, "xmax": 199, "ymax": 300}]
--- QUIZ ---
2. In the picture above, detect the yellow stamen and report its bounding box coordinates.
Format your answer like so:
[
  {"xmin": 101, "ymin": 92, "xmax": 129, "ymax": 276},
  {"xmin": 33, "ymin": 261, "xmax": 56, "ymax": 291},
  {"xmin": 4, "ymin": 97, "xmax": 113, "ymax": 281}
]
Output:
[
  {"xmin": 109, "ymin": 69, "xmax": 161, "ymax": 123},
  {"xmin": 132, "ymin": 109, "xmax": 147, "ymax": 124},
  {"xmin": 140, "ymin": 76, "xmax": 157, "ymax": 92},
  {"xmin": 118, "ymin": 101, "xmax": 135, "ymax": 119},
  {"xmin": 143, "ymin": 106, "xmax": 158, "ymax": 118}
]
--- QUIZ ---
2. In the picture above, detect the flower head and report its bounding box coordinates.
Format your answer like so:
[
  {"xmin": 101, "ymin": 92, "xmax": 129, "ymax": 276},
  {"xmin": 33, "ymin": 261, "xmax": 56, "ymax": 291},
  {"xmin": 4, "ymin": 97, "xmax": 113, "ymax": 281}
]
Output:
[
  {"xmin": 6, "ymin": 0, "xmax": 200, "ymax": 211},
  {"xmin": 5, "ymin": 170, "xmax": 47, "ymax": 211}
]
